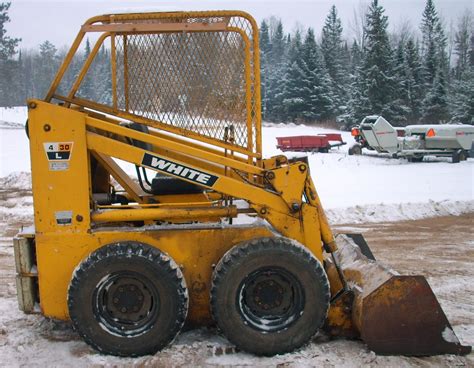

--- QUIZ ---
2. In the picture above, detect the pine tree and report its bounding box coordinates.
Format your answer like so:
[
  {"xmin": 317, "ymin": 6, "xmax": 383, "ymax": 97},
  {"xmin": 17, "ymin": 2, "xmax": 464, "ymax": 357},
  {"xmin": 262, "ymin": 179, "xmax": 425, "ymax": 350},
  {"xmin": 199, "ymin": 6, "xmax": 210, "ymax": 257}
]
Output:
[
  {"xmin": 0, "ymin": 2, "xmax": 21, "ymax": 107},
  {"xmin": 403, "ymin": 39, "xmax": 424, "ymax": 122},
  {"xmin": 350, "ymin": 40, "xmax": 363, "ymax": 72},
  {"xmin": 449, "ymin": 13, "xmax": 474, "ymax": 124},
  {"xmin": 421, "ymin": 70, "xmax": 450, "ymax": 123},
  {"xmin": 420, "ymin": 0, "xmax": 448, "ymax": 84},
  {"xmin": 390, "ymin": 40, "xmax": 411, "ymax": 124},
  {"xmin": 80, "ymin": 38, "xmax": 94, "ymax": 99},
  {"xmin": 420, "ymin": 0, "xmax": 450, "ymax": 123},
  {"xmin": 280, "ymin": 30, "xmax": 304, "ymax": 121},
  {"xmin": 92, "ymin": 46, "xmax": 112, "ymax": 105},
  {"xmin": 34, "ymin": 40, "xmax": 58, "ymax": 98},
  {"xmin": 260, "ymin": 20, "xmax": 271, "ymax": 119},
  {"xmin": 361, "ymin": 0, "xmax": 395, "ymax": 118},
  {"xmin": 321, "ymin": 5, "xmax": 347, "ymax": 112},
  {"xmin": 300, "ymin": 28, "xmax": 335, "ymax": 121},
  {"xmin": 266, "ymin": 20, "xmax": 288, "ymax": 121},
  {"xmin": 450, "ymin": 71, "xmax": 474, "ymax": 124}
]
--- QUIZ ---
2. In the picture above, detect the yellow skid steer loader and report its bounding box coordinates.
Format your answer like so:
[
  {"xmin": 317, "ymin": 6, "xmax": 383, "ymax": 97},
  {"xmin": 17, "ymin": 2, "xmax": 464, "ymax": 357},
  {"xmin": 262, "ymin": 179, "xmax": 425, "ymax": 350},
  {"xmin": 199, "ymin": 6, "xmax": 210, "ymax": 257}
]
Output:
[{"xmin": 14, "ymin": 11, "xmax": 471, "ymax": 357}]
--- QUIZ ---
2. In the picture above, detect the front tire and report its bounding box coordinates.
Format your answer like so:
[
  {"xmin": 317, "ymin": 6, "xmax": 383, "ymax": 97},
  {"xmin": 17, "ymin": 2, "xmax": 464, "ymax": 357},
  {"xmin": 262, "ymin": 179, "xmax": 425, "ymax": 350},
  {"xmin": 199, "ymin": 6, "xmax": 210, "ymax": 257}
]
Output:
[
  {"xmin": 210, "ymin": 237, "xmax": 330, "ymax": 356},
  {"xmin": 68, "ymin": 242, "xmax": 188, "ymax": 356},
  {"xmin": 348, "ymin": 144, "xmax": 362, "ymax": 155}
]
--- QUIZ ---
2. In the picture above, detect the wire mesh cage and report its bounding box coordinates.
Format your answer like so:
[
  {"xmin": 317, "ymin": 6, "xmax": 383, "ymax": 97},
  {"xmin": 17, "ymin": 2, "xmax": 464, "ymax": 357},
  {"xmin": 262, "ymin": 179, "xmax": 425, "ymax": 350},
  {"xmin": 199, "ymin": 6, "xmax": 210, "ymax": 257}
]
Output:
[{"xmin": 49, "ymin": 11, "xmax": 262, "ymax": 158}]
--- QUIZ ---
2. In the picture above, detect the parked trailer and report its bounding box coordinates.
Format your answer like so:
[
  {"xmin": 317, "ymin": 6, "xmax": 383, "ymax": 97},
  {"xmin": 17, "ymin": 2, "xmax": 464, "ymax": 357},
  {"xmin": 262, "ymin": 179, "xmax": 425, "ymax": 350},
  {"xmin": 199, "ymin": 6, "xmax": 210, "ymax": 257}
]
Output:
[
  {"xmin": 349, "ymin": 115, "xmax": 474, "ymax": 163},
  {"xmin": 276, "ymin": 134, "xmax": 346, "ymax": 153}
]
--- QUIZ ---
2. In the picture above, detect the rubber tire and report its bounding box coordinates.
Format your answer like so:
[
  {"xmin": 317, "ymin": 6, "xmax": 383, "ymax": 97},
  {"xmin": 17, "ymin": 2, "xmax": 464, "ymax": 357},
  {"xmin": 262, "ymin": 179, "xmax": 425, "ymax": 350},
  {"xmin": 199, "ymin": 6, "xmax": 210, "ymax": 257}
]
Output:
[
  {"xmin": 348, "ymin": 144, "xmax": 362, "ymax": 156},
  {"xmin": 68, "ymin": 242, "xmax": 188, "ymax": 357},
  {"xmin": 459, "ymin": 150, "xmax": 467, "ymax": 161},
  {"xmin": 452, "ymin": 150, "xmax": 461, "ymax": 164},
  {"xmin": 210, "ymin": 237, "xmax": 330, "ymax": 356},
  {"xmin": 407, "ymin": 155, "xmax": 424, "ymax": 163}
]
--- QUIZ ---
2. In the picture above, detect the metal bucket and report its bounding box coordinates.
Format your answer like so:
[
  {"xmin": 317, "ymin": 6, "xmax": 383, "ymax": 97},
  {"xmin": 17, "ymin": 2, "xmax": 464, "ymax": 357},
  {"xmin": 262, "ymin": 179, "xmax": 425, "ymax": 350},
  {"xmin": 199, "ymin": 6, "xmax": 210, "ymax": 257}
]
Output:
[{"xmin": 325, "ymin": 234, "xmax": 471, "ymax": 356}]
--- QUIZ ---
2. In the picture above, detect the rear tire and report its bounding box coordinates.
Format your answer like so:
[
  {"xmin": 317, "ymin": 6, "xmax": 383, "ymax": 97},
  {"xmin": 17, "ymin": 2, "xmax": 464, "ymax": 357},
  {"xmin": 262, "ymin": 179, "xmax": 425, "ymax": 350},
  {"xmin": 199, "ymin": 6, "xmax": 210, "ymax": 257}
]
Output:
[
  {"xmin": 452, "ymin": 150, "xmax": 462, "ymax": 164},
  {"xmin": 68, "ymin": 242, "xmax": 188, "ymax": 356},
  {"xmin": 407, "ymin": 155, "xmax": 424, "ymax": 163},
  {"xmin": 210, "ymin": 237, "xmax": 330, "ymax": 356},
  {"xmin": 348, "ymin": 144, "xmax": 362, "ymax": 156}
]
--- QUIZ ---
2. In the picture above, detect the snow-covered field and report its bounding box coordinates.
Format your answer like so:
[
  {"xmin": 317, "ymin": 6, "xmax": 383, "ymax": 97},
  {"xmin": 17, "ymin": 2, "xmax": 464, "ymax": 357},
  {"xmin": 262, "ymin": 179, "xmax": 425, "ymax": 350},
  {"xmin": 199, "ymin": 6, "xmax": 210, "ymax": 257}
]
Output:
[
  {"xmin": 0, "ymin": 107, "xmax": 473, "ymax": 366},
  {"xmin": 1, "ymin": 107, "xmax": 472, "ymax": 222}
]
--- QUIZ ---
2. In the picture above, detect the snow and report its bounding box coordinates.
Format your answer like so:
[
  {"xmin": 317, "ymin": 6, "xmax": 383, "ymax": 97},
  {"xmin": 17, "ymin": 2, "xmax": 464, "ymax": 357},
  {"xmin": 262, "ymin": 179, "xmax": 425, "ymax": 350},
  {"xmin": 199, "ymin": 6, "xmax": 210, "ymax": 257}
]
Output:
[
  {"xmin": 0, "ymin": 106, "xmax": 27, "ymax": 129},
  {"xmin": 1, "ymin": 108, "xmax": 473, "ymax": 223},
  {"xmin": 443, "ymin": 327, "xmax": 460, "ymax": 344},
  {"xmin": 0, "ymin": 107, "xmax": 473, "ymax": 366}
]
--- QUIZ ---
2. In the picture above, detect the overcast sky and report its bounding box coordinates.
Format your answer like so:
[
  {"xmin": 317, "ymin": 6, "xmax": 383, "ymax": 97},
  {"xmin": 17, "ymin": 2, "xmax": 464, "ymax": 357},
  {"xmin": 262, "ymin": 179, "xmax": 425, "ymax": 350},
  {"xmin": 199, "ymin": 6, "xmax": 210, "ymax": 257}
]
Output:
[{"xmin": 6, "ymin": 0, "xmax": 474, "ymax": 49}]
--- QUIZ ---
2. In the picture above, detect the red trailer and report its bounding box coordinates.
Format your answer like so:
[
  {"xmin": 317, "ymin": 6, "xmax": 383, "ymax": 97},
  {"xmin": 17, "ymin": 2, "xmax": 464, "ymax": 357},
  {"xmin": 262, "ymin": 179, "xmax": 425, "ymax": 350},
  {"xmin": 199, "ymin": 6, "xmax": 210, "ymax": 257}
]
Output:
[{"xmin": 276, "ymin": 134, "xmax": 346, "ymax": 153}]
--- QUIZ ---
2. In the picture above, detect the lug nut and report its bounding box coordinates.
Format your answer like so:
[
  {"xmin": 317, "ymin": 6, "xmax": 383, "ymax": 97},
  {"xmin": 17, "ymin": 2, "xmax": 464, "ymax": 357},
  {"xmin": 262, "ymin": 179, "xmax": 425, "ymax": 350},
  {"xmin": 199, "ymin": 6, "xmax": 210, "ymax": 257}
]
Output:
[
  {"xmin": 113, "ymin": 298, "xmax": 118, "ymax": 304},
  {"xmin": 121, "ymin": 307, "xmax": 127, "ymax": 313}
]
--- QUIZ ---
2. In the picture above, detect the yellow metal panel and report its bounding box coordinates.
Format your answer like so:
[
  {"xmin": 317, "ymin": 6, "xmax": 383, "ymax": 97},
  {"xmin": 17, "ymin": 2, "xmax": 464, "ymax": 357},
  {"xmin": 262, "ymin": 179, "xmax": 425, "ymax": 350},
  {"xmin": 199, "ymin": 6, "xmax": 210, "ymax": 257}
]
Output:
[
  {"xmin": 35, "ymin": 225, "xmax": 274, "ymax": 323},
  {"xmin": 28, "ymin": 101, "xmax": 91, "ymax": 233}
]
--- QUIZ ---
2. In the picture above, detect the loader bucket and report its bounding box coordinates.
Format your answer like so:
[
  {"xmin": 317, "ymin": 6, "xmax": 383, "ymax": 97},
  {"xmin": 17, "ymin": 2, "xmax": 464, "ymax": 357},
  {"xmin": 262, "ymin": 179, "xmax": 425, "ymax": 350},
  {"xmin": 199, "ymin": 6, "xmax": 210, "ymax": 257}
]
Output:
[{"xmin": 325, "ymin": 234, "xmax": 471, "ymax": 356}]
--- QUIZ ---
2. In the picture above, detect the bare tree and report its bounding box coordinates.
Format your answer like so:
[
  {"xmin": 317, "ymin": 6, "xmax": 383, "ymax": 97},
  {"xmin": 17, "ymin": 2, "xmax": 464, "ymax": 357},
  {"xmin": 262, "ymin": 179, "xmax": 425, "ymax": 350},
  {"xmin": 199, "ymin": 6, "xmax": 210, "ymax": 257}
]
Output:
[{"xmin": 348, "ymin": 1, "xmax": 369, "ymax": 48}]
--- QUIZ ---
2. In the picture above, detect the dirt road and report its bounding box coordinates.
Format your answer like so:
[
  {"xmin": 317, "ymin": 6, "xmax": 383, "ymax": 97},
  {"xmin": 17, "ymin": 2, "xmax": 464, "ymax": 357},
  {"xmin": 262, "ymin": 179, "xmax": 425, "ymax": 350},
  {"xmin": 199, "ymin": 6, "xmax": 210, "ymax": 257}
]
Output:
[{"xmin": 0, "ymin": 190, "xmax": 472, "ymax": 366}]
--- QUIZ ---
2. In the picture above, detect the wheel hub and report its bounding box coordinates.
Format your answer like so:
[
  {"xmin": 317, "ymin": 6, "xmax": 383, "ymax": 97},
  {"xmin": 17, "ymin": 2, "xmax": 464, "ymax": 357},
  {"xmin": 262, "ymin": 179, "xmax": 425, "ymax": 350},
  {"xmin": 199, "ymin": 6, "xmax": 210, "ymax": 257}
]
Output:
[
  {"xmin": 237, "ymin": 267, "xmax": 304, "ymax": 332},
  {"xmin": 246, "ymin": 273, "xmax": 292, "ymax": 315},
  {"xmin": 94, "ymin": 272, "xmax": 159, "ymax": 336},
  {"xmin": 106, "ymin": 278, "xmax": 151, "ymax": 322}
]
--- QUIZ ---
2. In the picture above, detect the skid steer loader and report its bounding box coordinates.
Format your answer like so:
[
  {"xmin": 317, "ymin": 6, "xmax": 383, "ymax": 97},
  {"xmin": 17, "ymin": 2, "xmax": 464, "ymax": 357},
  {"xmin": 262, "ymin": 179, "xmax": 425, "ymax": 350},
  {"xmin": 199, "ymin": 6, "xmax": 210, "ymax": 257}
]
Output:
[{"xmin": 14, "ymin": 11, "xmax": 471, "ymax": 357}]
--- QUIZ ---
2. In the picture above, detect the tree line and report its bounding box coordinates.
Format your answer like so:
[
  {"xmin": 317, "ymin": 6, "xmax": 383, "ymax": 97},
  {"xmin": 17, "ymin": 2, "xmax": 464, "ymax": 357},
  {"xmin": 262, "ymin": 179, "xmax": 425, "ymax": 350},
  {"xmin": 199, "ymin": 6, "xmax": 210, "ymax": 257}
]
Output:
[
  {"xmin": 0, "ymin": 0, "xmax": 473, "ymax": 126},
  {"xmin": 261, "ymin": 0, "xmax": 473, "ymax": 126}
]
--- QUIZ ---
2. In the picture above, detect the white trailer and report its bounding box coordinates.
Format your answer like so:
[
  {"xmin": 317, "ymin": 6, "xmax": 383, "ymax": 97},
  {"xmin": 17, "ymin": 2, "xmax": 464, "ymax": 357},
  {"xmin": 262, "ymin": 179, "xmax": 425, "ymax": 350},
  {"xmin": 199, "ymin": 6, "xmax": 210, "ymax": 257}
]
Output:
[{"xmin": 349, "ymin": 116, "xmax": 474, "ymax": 163}]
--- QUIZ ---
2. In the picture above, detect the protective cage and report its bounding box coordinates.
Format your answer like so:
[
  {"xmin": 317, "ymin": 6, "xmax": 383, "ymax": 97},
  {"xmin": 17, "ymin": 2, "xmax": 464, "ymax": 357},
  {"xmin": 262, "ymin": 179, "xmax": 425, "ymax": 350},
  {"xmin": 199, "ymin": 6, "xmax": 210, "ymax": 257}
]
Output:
[{"xmin": 47, "ymin": 11, "xmax": 262, "ymax": 160}]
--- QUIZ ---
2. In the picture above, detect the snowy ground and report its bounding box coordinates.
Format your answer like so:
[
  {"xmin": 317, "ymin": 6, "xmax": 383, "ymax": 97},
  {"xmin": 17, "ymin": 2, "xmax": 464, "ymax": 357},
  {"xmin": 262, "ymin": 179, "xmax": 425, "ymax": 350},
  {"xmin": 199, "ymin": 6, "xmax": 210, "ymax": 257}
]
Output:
[
  {"xmin": 1, "ymin": 107, "xmax": 473, "ymax": 221},
  {"xmin": 0, "ymin": 107, "xmax": 473, "ymax": 366}
]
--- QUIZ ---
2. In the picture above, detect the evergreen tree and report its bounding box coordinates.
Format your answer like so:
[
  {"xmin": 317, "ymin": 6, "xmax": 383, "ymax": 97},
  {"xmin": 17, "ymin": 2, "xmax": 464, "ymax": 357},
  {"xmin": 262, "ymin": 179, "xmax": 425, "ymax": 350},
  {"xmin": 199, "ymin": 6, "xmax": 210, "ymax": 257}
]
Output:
[
  {"xmin": 420, "ymin": 0, "xmax": 450, "ymax": 123},
  {"xmin": 449, "ymin": 13, "xmax": 474, "ymax": 124},
  {"xmin": 450, "ymin": 71, "xmax": 474, "ymax": 124},
  {"xmin": 266, "ymin": 20, "xmax": 288, "ymax": 121},
  {"xmin": 80, "ymin": 38, "xmax": 94, "ymax": 99},
  {"xmin": 300, "ymin": 28, "xmax": 335, "ymax": 121},
  {"xmin": 469, "ymin": 33, "xmax": 474, "ymax": 66},
  {"xmin": 420, "ymin": 0, "xmax": 449, "ymax": 83},
  {"xmin": 350, "ymin": 40, "xmax": 363, "ymax": 72},
  {"xmin": 0, "ymin": 2, "xmax": 21, "ymax": 107},
  {"xmin": 33, "ymin": 41, "xmax": 58, "ymax": 98},
  {"xmin": 403, "ymin": 39, "xmax": 424, "ymax": 121},
  {"xmin": 321, "ymin": 5, "xmax": 347, "ymax": 111},
  {"xmin": 280, "ymin": 30, "xmax": 304, "ymax": 121},
  {"xmin": 94, "ymin": 46, "xmax": 112, "ymax": 105},
  {"xmin": 361, "ymin": 0, "xmax": 396, "ymax": 119},
  {"xmin": 420, "ymin": 0, "xmax": 440, "ymax": 85},
  {"xmin": 390, "ymin": 39, "xmax": 411, "ymax": 124},
  {"xmin": 260, "ymin": 20, "xmax": 271, "ymax": 119},
  {"xmin": 421, "ymin": 70, "xmax": 450, "ymax": 123}
]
